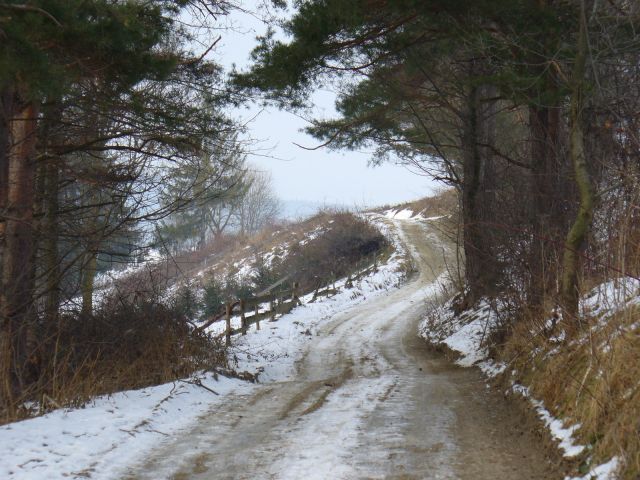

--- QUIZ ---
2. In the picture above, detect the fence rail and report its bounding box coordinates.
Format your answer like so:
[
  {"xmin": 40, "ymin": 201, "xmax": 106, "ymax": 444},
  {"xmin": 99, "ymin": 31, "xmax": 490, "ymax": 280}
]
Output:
[{"xmin": 197, "ymin": 252, "xmax": 379, "ymax": 345}]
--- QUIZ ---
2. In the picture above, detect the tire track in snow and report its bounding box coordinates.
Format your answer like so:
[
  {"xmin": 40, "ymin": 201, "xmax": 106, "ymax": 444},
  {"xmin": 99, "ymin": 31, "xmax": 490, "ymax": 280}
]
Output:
[{"xmin": 123, "ymin": 220, "xmax": 561, "ymax": 480}]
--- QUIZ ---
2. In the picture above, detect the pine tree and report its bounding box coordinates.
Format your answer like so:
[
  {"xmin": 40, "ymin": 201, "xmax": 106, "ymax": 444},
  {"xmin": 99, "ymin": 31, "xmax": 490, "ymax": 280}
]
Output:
[
  {"xmin": 235, "ymin": 0, "xmax": 637, "ymax": 318},
  {"xmin": 0, "ymin": 0, "xmax": 235, "ymax": 411}
]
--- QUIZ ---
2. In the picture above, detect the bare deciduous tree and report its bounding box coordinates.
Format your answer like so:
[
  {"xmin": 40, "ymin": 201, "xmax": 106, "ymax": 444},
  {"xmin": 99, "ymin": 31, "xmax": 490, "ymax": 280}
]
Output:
[{"xmin": 236, "ymin": 169, "xmax": 281, "ymax": 237}]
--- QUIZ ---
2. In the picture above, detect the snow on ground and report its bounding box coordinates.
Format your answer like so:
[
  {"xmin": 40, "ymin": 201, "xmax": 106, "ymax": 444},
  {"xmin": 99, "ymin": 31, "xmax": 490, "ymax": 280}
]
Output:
[
  {"xmin": 262, "ymin": 244, "xmax": 288, "ymax": 268},
  {"xmin": 93, "ymin": 249, "xmax": 163, "ymax": 291},
  {"xmin": 566, "ymin": 457, "xmax": 621, "ymax": 480},
  {"xmin": 229, "ymin": 217, "xmax": 407, "ymax": 383},
  {"xmin": 509, "ymin": 385, "xmax": 585, "ymax": 458},
  {"xmin": 0, "ymin": 216, "xmax": 407, "ymax": 480},
  {"xmin": 206, "ymin": 252, "xmax": 406, "ymax": 382},
  {"xmin": 508, "ymin": 383, "xmax": 616, "ymax": 480},
  {"xmin": 383, "ymin": 207, "xmax": 449, "ymax": 222},
  {"xmin": 0, "ymin": 374, "xmax": 255, "ymax": 480},
  {"xmin": 232, "ymin": 261, "xmax": 255, "ymax": 283},
  {"xmin": 299, "ymin": 225, "xmax": 325, "ymax": 245},
  {"xmin": 385, "ymin": 208, "xmax": 415, "ymax": 220},
  {"xmin": 419, "ymin": 282, "xmax": 629, "ymax": 479},
  {"xmin": 419, "ymin": 297, "xmax": 500, "ymax": 368},
  {"xmin": 581, "ymin": 276, "xmax": 640, "ymax": 319},
  {"xmin": 269, "ymin": 376, "xmax": 394, "ymax": 480}
]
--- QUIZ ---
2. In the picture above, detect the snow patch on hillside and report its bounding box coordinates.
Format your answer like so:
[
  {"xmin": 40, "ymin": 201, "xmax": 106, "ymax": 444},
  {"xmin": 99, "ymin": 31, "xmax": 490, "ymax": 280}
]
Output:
[
  {"xmin": 581, "ymin": 276, "xmax": 640, "ymax": 319},
  {"xmin": 566, "ymin": 457, "xmax": 620, "ymax": 480},
  {"xmin": 385, "ymin": 208, "xmax": 414, "ymax": 220},
  {"xmin": 419, "ymin": 281, "xmax": 631, "ymax": 479},
  {"xmin": 419, "ymin": 297, "xmax": 500, "ymax": 368},
  {"xmin": 383, "ymin": 207, "xmax": 449, "ymax": 222},
  {"xmin": 510, "ymin": 384, "xmax": 585, "ymax": 458},
  {"xmin": 0, "ymin": 215, "xmax": 407, "ymax": 480}
]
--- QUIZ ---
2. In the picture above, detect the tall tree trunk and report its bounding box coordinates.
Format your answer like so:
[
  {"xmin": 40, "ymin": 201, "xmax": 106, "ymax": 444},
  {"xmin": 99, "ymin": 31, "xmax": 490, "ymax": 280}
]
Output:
[
  {"xmin": 0, "ymin": 90, "xmax": 39, "ymax": 411},
  {"xmin": 43, "ymin": 162, "xmax": 60, "ymax": 323},
  {"xmin": 527, "ymin": 0, "xmax": 569, "ymax": 309},
  {"xmin": 81, "ymin": 250, "xmax": 98, "ymax": 317},
  {"xmin": 0, "ymin": 89, "xmax": 11, "ymax": 416},
  {"xmin": 38, "ymin": 103, "xmax": 63, "ymax": 325},
  {"xmin": 0, "ymin": 89, "xmax": 12, "ymax": 274},
  {"xmin": 80, "ymin": 194, "xmax": 101, "ymax": 318},
  {"xmin": 561, "ymin": 0, "xmax": 593, "ymax": 324},
  {"xmin": 529, "ymin": 103, "xmax": 561, "ymax": 306},
  {"xmin": 461, "ymin": 81, "xmax": 498, "ymax": 302},
  {"xmin": 461, "ymin": 86, "xmax": 480, "ymax": 298}
]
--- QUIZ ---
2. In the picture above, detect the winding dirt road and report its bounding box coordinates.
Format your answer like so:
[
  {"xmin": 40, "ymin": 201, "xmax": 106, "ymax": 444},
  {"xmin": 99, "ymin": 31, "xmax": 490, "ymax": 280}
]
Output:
[{"xmin": 124, "ymin": 220, "xmax": 560, "ymax": 480}]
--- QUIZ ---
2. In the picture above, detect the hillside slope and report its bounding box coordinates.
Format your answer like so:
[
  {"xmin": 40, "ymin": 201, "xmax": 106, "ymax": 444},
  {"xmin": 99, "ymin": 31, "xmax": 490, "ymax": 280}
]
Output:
[
  {"xmin": 0, "ymin": 210, "xmax": 402, "ymax": 479},
  {"xmin": 121, "ymin": 217, "xmax": 561, "ymax": 480}
]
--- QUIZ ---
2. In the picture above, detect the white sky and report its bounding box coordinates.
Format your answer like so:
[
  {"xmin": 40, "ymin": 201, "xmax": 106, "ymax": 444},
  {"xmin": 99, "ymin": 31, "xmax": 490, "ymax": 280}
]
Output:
[{"xmin": 210, "ymin": 6, "xmax": 437, "ymax": 208}]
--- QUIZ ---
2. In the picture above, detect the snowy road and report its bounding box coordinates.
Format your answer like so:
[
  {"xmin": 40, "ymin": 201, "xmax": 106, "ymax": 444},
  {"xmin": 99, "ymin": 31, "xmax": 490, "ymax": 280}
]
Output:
[{"xmin": 123, "ymin": 221, "xmax": 560, "ymax": 480}]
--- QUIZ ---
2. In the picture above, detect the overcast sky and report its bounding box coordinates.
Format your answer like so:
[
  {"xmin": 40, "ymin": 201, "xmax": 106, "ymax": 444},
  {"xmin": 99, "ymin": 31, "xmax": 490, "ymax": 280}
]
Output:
[{"xmin": 210, "ymin": 6, "xmax": 437, "ymax": 208}]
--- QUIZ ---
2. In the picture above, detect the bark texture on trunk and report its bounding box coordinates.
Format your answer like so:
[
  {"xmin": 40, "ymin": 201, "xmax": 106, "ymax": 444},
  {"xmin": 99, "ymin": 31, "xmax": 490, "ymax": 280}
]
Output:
[
  {"xmin": 561, "ymin": 1, "xmax": 594, "ymax": 324},
  {"xmin": 37, "ymin": 103, "xmax": 63, "ymax": 326},
  {"xmin": 81, "ymin": 250, "xmax": 98, "ymax": 317},
  {"xmin": 529, "ymin": 103, "xmax": 562, "ymax": 306},
  {"xmin": 0, "ymin": 91, "xmax": 39, "ymax": 411},
  {"xmin": 461, "ymin": 82, "xmax": 498, "ymax": 302},
  {"xmin": 0, "ymin": 89, "xmax": 12, "ymax": 270},
  {"xmin": 43, "ymin": 161, "xmax": 60, "ymax": 323}
]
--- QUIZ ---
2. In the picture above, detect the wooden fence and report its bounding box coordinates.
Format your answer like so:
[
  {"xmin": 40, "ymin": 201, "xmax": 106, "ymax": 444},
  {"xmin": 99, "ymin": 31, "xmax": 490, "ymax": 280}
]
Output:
[{"xmin": 196, "ymin": 252, "xmax": 379, "ymax": 346}]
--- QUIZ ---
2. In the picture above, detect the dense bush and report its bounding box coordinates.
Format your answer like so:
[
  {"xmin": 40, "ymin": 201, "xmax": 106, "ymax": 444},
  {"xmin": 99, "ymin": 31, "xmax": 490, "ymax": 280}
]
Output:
[
  {"xmin": 195, "ymin": 212, "xmax": 388, "ymax": 313},
  {"xmin": 283, "ymin": 212, "xmax": 387, "ymax": 292},
  {"xmin": 252, "ymin": 255, "xmax": 282, "ymax": 293},
  {"xmin": 201, "ymin": 274, "xmax": 255, "ymax": 319},
  {"xmin": 10, "ymin": 290, "xmax": 226, "ymax": 422},
  {"xmin": 174, "ymin": 285, "xmax": 202, "ymax": 320}
]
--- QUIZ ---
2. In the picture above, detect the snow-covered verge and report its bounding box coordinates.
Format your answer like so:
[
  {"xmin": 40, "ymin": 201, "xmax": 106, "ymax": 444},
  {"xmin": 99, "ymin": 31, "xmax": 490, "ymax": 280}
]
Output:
[
  {"xmin": 383, "ymin": 207, "xmax": 447, "ymax": 222},
  {"xmin": 0, "ymin": 374, "xmax": 254, "ymax": 480},
  {"xmin": 0, "ymin": 216, "xmax": 408, "ymax": 480},
  {"xmin": 420, "ymin": 296, "xmax": 502, "ymax": 371},
  {"xmin": 418, "ymin": 278, "xmax": 640, "ymax": 480},
  {"xmin": 228, "ymin": 214, "xmax": 408, "ymax": 382}
]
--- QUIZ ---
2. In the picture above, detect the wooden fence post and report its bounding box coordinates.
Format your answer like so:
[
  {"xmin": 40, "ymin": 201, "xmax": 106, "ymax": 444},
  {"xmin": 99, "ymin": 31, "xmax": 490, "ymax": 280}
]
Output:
[
  {"xmin": 225, "ymin": 302, "xmax": 231, "ymax": 346},
  {"xmin": 255, "ymin": 303, "xmax": 260, "ymax": 330},
  {"xmin": 270, "ymin": 299, "xmax": 276, "ymax": 321},
  {"xmin": 240, "ymin": 299, "xmax": 247, "ymax": 335},
  {"xmin": 291, "ymin": 282, "xmax": 300, "ymax": 306},
  {"xmin": 373, "ymin": 252, "xmax": 378, "ymax": 272}
]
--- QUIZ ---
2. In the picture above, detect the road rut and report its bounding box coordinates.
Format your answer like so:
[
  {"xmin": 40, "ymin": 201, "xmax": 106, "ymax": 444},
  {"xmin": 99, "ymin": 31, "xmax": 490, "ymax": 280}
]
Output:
[{"xmin": 123, "ymin": 220, "xmax": 560, "ymax": 480}]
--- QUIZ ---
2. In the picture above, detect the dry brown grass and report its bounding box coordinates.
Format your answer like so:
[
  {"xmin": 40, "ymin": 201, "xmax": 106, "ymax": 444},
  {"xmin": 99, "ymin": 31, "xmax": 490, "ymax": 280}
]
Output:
[
  {"xmin": 113, "ymin": 197, "xmax": 441, "ymax": 300},
  {"xmin": 3, "ymin": 209, "xmax": 391, "ymax": 424},
  {"xmin": 169, "ymin": 209, "xmax": 389, "ymax": 301},
  {"xmin": 500, "ymin": 305, "xmax": 640, "ymax": 479},
  {"xmin": 375, "ymin": 188, "xmax": 458, "ymax": 218},
  {"xmin": 3, "ymin": 289, "xmax": 227, "ymax": 425}
]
